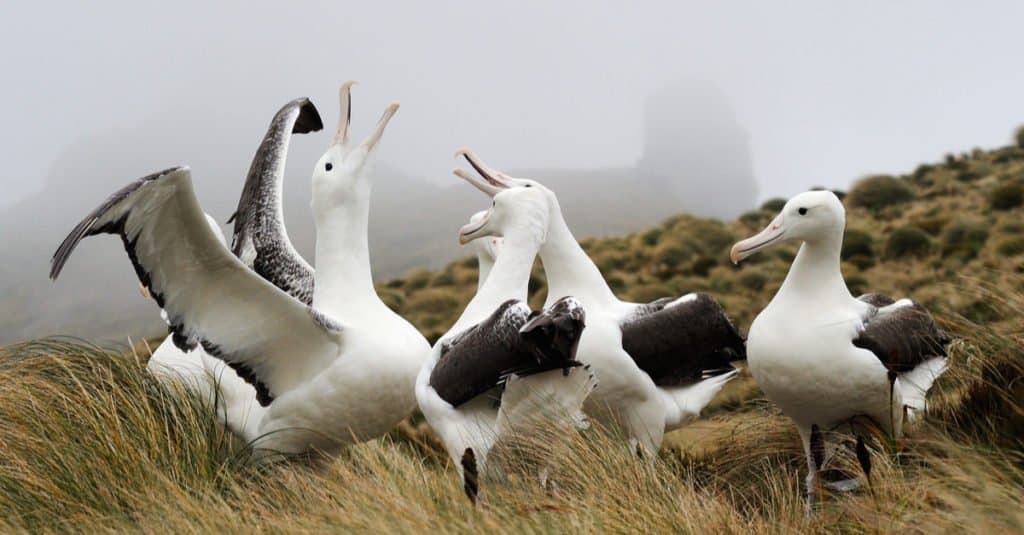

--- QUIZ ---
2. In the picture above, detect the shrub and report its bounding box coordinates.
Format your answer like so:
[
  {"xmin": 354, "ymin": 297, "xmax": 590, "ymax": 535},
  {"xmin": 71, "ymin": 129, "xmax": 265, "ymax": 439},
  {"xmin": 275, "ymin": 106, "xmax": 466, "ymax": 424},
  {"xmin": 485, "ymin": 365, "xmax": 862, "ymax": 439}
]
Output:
[
  {"xmin": 430, "ymin": 270, "xmax": 455, "ymax": 287},
  {"xmin": 1015, "ymin": 124, "xmax": 1024, "ymax": 148},
  {"xmin": 884, "ymin": 226, "xmax": 932, "ymax": 259},
  {"xmin": 913, "ymin": 215, "xmax": 949, "ymax": 236},
  {"xmin": 841, "ymin": 229, "xmax": 874, "ymax": 261},
  {"xmin": 847, "ymin": 175, "xmax": 915, "ymax": 210},
  {"xmin": 846, "ymin": 254, "xmax": 875, "ymax": 271},
  {"xmin": 941, "ymin": 221, "xmax": 990, "ymax": 261},
  {"xmin": 690, "ymin": 256, "xmax": 717, "ymax": 277},
  {"xmin": 640, "ymin": 228, "xmax": 662, "ymax": 247},
  {"xmin": 996, "ymin": 237, "xmax": 1024, "ymax": 257},
  {"xmin": 845, "ymin": 275, "xmax": 868, "ymax": 295},
  {"xmin": 760, "ymin": 198, "xmax": 787, "ymax": 212},
  {"xmin": 739, "ymin": 210, "xmax": 771, "ymax": 228},
  {"xmin": 403, "ymin": 288, "xmax": 461, "ymax": 315},
  {"xmin": 404, "ymin": 268, "xmax": 433, "ymax": 291},
  {"xmin": 653, "ymin": 244, "xmax": 691, "ymax": 269},
  {"xmin": 912, "ymin": 164, "xmax": 935, "ymax": 183},
  {"xmin": 738, "ymin": 270, "xmax": 767, "ymax": 291},
  {"xmin": 628, "ymin": 283, "xmax": 672, "ymax": 303},
  {"xmin": 990, "ymin": 182, "xmax": 1024, "ymax": 210},
  {"xmin": 1001, "ymin": 222, "xmax": 1024, "ymax": 234}
]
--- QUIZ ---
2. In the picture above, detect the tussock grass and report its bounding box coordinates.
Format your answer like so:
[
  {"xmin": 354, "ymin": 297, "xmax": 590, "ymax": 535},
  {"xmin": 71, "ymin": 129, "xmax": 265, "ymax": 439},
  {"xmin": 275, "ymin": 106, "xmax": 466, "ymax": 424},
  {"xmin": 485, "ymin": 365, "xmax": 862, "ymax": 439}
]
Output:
[
  {"xmin": 5, "ymin": 143, "xmax": 1024, "ymax": 532},
  {"xmin": 1, "ymin": 318, "xmax": 1022, "ymax": 533}
]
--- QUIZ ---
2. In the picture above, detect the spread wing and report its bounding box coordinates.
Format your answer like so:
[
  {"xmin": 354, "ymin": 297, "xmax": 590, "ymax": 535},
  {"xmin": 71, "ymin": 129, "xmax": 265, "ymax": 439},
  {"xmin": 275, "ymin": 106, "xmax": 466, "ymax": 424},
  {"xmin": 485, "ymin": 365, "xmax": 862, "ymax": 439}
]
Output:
[
  {"xmin": 621, "ymin": 293, "xmax": 744, "ymax": 387},
  {"xmin": 429, "ymin": 298, "xmax": 586, "ymax": 408},
  {"xmin": 853, "ymin": 293, "xmax": 951, "ymax": 374},
  {"xmin": 51, "ymin": 167, "xmax": 342, "ymax": 406},
  {"xmin": 229, "ymin": 98, "xmax": 322, "ymax": 305}
]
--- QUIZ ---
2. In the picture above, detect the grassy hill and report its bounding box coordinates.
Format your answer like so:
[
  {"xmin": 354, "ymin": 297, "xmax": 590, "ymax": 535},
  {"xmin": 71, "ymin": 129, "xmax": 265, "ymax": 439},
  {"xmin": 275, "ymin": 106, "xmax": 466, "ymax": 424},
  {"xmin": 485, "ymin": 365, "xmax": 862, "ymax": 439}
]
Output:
[
  {"xmin": 1, "ymin": 139, "xmax": 1022, "ymax": 532},
  {"xmin": 381, "ymin": 141, "xmax": 1024, "ymax": 343}
]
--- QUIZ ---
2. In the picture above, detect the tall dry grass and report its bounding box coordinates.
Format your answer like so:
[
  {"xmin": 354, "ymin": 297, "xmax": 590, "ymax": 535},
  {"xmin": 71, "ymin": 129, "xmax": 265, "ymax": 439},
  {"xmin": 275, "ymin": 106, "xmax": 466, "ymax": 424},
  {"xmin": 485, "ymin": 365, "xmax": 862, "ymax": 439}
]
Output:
[{"xmin": 0, "ymin": 309, "xmax": 1021, "ymax": 534}]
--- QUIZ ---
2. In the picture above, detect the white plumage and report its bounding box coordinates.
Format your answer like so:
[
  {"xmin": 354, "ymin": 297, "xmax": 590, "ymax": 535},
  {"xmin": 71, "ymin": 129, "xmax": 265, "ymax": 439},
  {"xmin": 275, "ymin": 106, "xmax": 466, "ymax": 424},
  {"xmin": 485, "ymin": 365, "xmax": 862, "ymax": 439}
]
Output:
[
  {"xmin": 731, "ymin": 190, "xmax": 950, "ymax": 509},
  {"xmin": 452, "ymin": 149, "xmax": 742, "ymax": 455},
  {"xmin": 51, "ymin": 83, "xmax": 429, "ymax": 456}
]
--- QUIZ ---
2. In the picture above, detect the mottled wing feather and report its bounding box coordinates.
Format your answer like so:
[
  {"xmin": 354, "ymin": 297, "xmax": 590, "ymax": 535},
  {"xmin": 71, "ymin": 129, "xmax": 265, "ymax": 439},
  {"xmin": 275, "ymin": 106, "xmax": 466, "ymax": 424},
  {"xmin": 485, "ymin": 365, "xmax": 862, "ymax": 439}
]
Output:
[
  {"xmin": 430, "ymin": 298, "xmax": 587, "ymax": 408},
  {"xmin": 853, "ymin": 294, "xmax": 951, "ymax": 373},
  {"xmin": 621, "ymin": 293, "xmax": 744, "ymax": 387},
  {"xmin": 51, "ymin": 167, "xmax": 342, "ymax": 407},
  {"xmin": 229, "ymin": 98, "xmax": 322, "ymax": 305}
]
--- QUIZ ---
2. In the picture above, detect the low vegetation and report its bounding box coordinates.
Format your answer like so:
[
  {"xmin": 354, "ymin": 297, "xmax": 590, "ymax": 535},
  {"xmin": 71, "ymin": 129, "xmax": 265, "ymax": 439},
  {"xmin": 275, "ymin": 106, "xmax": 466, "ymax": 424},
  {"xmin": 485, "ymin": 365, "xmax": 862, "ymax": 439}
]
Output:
[{"xmin": 2, "ymin": 140, "xmax": 1023, "ymax": 532}]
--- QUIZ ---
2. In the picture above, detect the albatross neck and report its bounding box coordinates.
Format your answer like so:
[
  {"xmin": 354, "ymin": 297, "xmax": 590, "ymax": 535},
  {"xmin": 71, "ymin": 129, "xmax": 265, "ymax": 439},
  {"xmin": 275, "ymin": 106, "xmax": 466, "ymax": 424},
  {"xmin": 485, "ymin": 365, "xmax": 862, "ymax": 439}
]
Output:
[
  {"xmin": 775, "ymin": 229, "xmax": 852, "ymax": 308},
  {"xmin": 453, "ymin": 232, "xmax": 536, "ymax": 332},
  {"xmin": 538, "ymin": 207, "xmax": 618, "ymax": 308},
  {"xmin": 311, "ymin": 186, "xmax": 386, "ymax": 316}
]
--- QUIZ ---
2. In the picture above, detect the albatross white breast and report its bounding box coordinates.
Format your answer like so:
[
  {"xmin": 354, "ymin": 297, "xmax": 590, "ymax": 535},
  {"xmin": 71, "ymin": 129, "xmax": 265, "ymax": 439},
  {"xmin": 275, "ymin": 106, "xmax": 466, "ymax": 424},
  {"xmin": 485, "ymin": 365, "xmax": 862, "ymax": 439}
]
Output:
[
  {"xmin": 453, "ymin": 149, "xmax": 744, "ymax": 455},
  {"xmin": 730, "ymin": 189, "xmax": 951, "ymax": 510},
  {"xmin": 416, "ymin": 187, "xmax": 596, "ymax": 503},
  {"xmin": 50, "ymin": 82, "xmax": 429, "ymax": 456}
]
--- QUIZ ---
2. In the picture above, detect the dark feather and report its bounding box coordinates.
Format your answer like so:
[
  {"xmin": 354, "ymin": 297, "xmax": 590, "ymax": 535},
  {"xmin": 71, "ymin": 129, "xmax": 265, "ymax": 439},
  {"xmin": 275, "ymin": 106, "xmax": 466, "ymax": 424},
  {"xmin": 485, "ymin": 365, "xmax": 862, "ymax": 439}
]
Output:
[
  {"xmin": 429, "ymin": 298, "xmax": 587, "ymax": 408},
  {"xmin": 853, "ymin": 294, "xmax": 950, "ymax": 374},
  {"xmin": 620, "ymin": 293, "xmax": 744, "ymax": 387},
  {"xmin": 229, "ymin": 98, "xmax": 322, "ymax": 305}
]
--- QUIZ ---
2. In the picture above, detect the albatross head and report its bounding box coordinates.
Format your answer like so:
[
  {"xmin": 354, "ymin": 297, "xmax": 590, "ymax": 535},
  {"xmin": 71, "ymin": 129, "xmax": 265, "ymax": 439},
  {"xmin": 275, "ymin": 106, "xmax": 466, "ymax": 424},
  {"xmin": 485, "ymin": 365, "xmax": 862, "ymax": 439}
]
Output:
[
  {"xmin": 730, "ymin": 190, "xmax": 845, "ymax": 264},
  {"xmin": 467, "ymin": 210, "xmax": 503, "ymax": 264},
  {"xmin": 312, "ymin": 81, "xmax": 399, "ymax": 205},
  {"xmin": 455, "ymin": 149, "xmax": 551, "ymax": 247}
]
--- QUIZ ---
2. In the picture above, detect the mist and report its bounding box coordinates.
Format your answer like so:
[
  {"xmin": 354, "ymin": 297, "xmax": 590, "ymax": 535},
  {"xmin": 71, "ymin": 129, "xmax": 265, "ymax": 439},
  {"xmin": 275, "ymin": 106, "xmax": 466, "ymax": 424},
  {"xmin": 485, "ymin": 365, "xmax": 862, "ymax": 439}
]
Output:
[{"xmin": 2, "ymin": 1, "xmax": 1024, "ymax": 342}]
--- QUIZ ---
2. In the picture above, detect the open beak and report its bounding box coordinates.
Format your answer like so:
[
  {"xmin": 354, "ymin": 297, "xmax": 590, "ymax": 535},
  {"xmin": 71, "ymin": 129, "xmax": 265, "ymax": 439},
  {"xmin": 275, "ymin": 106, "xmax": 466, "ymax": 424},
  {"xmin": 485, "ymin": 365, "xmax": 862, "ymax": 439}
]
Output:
[
  {"xmin": 458, "ymin": 210, "xmax": 496, "ymax": 245},
  {"xmin": 330, "ymin": 80, "xmax": 399, "ymax": 152},
  {"xmin": 332, "ymin": 80, "xmax": 358, "ymax": 147},
  {"xmin": 730, "ymin": 214, "xmax": 786, "ymax": 264},
  {"xmin": 360, "ymin": 101, "xmax": 400, "ymax": 151},
  {"xmin": 452, "ymin": 148, "xmax": 513, "ymax": 196}
]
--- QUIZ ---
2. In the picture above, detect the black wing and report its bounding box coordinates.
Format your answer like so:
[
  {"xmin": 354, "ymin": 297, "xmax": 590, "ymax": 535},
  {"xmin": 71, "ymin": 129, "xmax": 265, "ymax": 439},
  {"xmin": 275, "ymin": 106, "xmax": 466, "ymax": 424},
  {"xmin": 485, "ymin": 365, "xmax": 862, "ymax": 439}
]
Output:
[
  {"xmin": 853, "ymin": 294, "xmax": 950, "ymax": 373},
  {"xmin": 229, "ymin": 98, "xmax": 322, "ymax": 305},
  {"xmin": 621, "ymin": 293, "xmax": 744, "ymax": 387},
  {"xmin": 429, "ymin": 298, "xmax": 586, "ymax": 408}
]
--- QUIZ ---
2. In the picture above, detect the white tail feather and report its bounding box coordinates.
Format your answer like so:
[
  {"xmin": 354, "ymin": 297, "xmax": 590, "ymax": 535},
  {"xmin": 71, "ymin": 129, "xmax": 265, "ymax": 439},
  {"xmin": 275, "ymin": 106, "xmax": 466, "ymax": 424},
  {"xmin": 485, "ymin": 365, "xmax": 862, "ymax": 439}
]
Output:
[
  {"xmin": 496, "ymin": 366, "xmax": 598, "ymax": 436},
  {"xmin": 661, "ymin": 370, "xmax": 738, "ymax": 430},
  {"xmin": 897, "ymin": 356, "xmax": 948, "ymax": 423}
]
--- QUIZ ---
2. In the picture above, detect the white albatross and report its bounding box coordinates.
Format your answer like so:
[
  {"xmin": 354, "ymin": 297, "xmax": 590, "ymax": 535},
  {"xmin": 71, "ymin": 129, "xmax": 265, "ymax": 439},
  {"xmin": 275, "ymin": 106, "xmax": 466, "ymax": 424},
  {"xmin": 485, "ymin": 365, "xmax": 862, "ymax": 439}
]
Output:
[
  {"xmin": 145, "ymin": 97, "xmax": 323, "ymax": 441},
  {"xmin": 453, "ymin": 149, "xmax": 744, "ymax": 455},
  {"xmin": 50, "ymin": 82, "xmax": 430, "ymax": 456},
  {"xmin": 416, "ymin": 189, "xmax": 596, "ymax": 504},
  {"xmin": 730, "ymin": 190, "xmax": 950, "ymax": 510}
]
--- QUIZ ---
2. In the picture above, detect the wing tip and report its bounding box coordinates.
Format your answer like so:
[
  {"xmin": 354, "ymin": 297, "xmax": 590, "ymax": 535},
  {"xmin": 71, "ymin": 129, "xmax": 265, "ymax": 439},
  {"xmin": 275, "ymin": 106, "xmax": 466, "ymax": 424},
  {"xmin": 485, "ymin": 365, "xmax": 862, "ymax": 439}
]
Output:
[{"xmin": 293, "ymin": 98, "xmax": 324, "ymax": 134}]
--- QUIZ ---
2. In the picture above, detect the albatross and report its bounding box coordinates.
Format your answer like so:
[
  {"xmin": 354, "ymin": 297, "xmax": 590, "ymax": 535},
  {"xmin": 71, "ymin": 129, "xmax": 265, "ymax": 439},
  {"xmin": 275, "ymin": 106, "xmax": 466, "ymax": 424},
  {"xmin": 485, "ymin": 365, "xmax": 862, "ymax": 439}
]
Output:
[
  {"xmin": 50, "ymin": 82, "xmax": 430, "ymax": 456},
  {"xmin": 454, "ymin": 149, "xmax": 745, "ymax": 455},
  {"xmin": 145, "ymin": 97, "xmax": 323, "ymax": 441},
  {"xmin": 730, "ymin": 189, "xmax": 950, "ymax": 510},
  {"xmin": 416, "ymin": 189, "xmax": 596, "ymax": 504}
]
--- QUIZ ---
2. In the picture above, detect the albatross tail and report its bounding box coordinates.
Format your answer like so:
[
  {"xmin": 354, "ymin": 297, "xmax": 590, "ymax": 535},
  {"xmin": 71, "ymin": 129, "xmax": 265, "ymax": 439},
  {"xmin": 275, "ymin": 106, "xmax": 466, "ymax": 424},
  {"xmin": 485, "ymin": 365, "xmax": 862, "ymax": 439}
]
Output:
[
  {"xmin": 660, "ymin": 369, "xmax": 738, "ymax": 431},
  {"xmin": 897, "ymin": 356, "xmax": 948, "ymax": 424}
]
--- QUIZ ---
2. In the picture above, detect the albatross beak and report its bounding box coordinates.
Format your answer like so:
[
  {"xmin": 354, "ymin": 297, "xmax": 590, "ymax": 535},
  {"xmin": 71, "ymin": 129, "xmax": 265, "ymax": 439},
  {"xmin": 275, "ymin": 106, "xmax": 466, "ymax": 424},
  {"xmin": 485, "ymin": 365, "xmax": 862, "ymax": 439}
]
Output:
[
  {"xmin": 360, "ymin": 101, "xmax": 400, "ymax": 152},
  {"xmin": 458, "ymin": 210, "xmax": 496, "ymax": 245},
  {"xmin": 453, "ymin": 148, "xmax": 514, "ymax": 192},
  {"xmin": 730, "ymin": 214, "xmax": 786, "ymax": 264},
  {"xmin": 332, "ymin": 80, "xmax": 359, "ymax": 147}
]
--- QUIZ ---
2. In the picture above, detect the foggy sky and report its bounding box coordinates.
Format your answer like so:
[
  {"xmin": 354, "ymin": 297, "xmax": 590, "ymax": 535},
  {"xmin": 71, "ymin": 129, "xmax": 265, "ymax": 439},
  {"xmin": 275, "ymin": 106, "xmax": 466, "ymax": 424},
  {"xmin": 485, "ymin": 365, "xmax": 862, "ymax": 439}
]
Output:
[{"xmin": 3, "ymin": 1, "xmax": 1024, "ymax": 210}]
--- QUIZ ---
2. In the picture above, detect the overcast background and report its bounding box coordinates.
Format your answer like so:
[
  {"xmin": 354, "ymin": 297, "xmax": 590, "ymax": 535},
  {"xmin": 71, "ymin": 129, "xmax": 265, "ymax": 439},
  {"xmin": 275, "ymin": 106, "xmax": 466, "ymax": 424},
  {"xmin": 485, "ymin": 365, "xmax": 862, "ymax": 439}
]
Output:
[{"xmin": 1, "ymin": 1, "xmax": 1023, "ymax": 342}]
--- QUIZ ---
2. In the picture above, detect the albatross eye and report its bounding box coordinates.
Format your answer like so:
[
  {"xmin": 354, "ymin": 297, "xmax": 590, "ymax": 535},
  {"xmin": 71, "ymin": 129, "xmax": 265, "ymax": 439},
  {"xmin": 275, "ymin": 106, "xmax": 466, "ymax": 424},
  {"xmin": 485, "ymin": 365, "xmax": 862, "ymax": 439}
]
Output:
[
  {"xmin": 325, "ymin": 162, "xmax": 333, "ymax": 172},
  {"xmin": 798, "ymin": 207, "xmax": 808, "ymax": 216}
]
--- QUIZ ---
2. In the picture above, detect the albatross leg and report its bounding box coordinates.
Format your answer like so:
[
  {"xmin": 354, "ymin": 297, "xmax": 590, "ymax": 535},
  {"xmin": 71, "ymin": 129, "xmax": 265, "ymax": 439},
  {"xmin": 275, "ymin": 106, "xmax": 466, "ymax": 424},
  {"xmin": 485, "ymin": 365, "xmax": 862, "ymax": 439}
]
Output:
[{"xmin": 799, "ymin": 424, "xmax": 826, "ymax": 514}]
